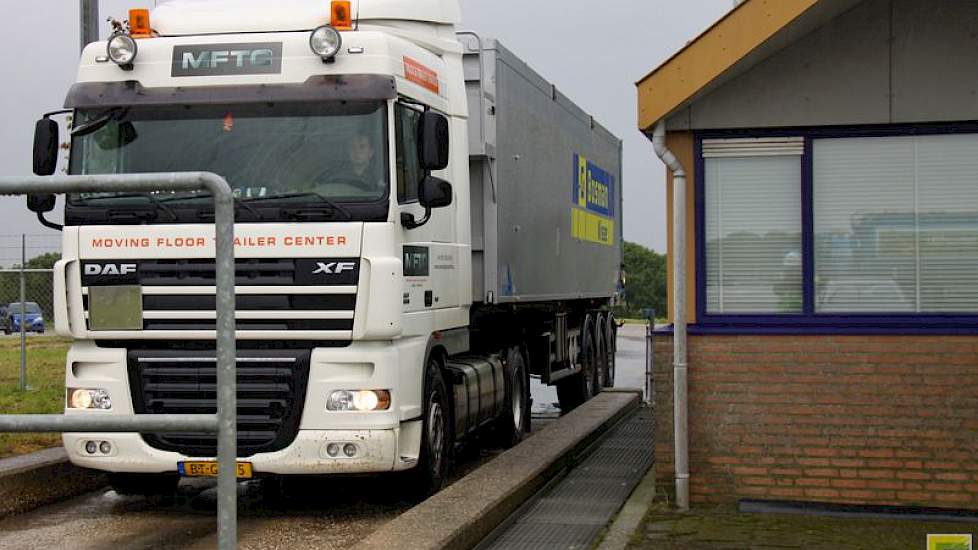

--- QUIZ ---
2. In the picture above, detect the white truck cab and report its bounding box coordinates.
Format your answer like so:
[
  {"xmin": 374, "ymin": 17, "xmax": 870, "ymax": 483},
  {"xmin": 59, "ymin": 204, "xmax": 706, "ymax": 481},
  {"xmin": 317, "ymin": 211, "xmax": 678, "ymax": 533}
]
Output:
[{"xmin": 33, "ymin": 0, "xmax": 622, "ymax": 497}]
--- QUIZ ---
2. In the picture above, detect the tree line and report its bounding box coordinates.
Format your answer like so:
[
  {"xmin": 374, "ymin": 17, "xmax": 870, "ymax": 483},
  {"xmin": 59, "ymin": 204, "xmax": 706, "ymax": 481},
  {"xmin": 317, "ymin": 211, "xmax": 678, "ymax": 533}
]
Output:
[{"xmin": 616, "ymin": 241, "xmax": 667, "ymax": 321}]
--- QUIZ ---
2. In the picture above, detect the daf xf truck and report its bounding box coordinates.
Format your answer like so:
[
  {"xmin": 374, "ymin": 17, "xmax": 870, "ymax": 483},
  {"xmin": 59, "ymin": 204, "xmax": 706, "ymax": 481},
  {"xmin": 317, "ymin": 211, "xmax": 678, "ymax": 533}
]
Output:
[{"xmin": 28, "ymin": 0, "xmax": 623, "ymax": 496}]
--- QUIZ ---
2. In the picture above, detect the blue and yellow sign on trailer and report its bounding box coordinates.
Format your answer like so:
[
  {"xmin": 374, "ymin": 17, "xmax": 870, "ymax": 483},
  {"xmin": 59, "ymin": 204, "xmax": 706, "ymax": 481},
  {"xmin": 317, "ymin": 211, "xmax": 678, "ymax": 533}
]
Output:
[{"xmin": 572, "ymin": 153, "xmax": 616, "ymax": 246}]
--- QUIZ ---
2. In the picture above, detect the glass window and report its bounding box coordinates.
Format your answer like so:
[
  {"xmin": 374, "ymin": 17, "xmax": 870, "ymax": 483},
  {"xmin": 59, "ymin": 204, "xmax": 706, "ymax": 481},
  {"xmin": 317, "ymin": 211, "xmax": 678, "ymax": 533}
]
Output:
[
  {"xmin": 7, "ymin": 303, "xmax": 41, "ymax": 314},
  {"xmin": 70, "ymin": 101, "xmax": 389, "ymax": 204},
  {"xmin": 704, "ymin": 155, "xmax": 803, "ymax": 314},
  {"xmin": 395, "ymin": 103, "xmax": 424, "ymax": 203},
  {"xmin": 814, "ymin": 134, "xmax": 978, "ymax": 313}
]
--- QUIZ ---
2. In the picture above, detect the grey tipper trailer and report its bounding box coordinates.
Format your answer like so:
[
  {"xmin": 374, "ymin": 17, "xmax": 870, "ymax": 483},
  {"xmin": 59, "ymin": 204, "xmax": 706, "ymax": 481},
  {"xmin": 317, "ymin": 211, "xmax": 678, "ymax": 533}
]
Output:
[{"xmin": 460, "ymin": 35, "xmax": 623, "ymax": 305}]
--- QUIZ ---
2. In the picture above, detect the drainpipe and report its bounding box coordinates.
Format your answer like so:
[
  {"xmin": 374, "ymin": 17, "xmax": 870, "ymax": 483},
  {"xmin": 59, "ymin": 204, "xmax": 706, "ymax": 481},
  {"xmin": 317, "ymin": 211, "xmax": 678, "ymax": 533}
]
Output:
[{"xmin": 651, "ymin": 120, "xmax": 689, "ymax": 511}]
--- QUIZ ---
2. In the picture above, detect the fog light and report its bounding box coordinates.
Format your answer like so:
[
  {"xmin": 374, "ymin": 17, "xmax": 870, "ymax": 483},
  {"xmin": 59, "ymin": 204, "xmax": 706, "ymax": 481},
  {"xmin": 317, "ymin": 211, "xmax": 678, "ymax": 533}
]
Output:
[
  {"xmin": 326, "ymin": 443, "xmax": 341, "ymax": 457},
  {"xmin": 107, "ymin": 33, "xmax": 138, "ymax": 66},
  {"xmin": 85, "ymin": 441, "xmax": 98, "ymax": 455},
  {"xmin": 309, "ymin": 25, "xmax": 342, "ymax": 60},
  {"xmin": 99, "ymin": 441, "xmax": 112, "ymax": 455},
  {"xmin": 343, "ymin": 443, "xmax": 357, "ymax": 457}
]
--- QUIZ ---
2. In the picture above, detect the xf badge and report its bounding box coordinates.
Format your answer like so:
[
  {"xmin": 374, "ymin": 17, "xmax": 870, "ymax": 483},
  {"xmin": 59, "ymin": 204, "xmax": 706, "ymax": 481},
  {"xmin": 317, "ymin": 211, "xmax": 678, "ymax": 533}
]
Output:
[{"xmin": 312, "ymin": 262, "xmax": 357, "ymax": 275}]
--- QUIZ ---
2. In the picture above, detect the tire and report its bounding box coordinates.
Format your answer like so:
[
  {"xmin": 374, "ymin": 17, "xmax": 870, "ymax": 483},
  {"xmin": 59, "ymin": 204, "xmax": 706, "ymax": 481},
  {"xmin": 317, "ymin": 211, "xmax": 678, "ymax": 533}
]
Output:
[
  {"xmin": 556, "ymin": 315, "xmax": 597, "ymax": 413},
  {"xmin": 407, "ymin": 357, "xmax": 454, "ymax": 499},
  {"xmin": 108, "ymin": 473, "xmax": 179, "ymax": 497},
  {"xmin": 594, "ymin": 314, "xmax": 607, "ymax": 392},
  {"xmin": 493, "ymin": 345, "xmax": 531, "ymax": 448},
  {"xmin": 604, "ymin": 314, "xmax": 617, "ymax": 388}
]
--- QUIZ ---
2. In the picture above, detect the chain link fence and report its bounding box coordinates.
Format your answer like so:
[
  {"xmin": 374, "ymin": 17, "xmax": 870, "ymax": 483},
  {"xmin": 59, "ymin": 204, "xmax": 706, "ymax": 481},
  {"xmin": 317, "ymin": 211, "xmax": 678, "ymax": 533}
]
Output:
[
  {"xmin": 0, "ymin": 234, "xmax": 60, "ymax": 329},
  {"xmin": 0, "ymin": 234, "xmax": 61, "ymax": 391}
]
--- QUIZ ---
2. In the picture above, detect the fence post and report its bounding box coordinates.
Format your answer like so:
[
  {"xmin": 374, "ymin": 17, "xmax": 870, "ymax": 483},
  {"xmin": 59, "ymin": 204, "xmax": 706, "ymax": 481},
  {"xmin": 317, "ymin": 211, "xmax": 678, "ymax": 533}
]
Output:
[{"xmin": 19, "ymin": 234, "xmax": 26, "ymax": 392}]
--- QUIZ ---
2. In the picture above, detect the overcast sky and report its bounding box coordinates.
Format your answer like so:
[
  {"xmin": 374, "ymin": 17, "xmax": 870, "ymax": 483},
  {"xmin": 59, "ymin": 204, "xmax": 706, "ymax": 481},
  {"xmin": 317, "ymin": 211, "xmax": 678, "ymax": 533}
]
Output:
[{"xmin": 0, "ymin": 0, "xmax": 731, "ymax": 254}]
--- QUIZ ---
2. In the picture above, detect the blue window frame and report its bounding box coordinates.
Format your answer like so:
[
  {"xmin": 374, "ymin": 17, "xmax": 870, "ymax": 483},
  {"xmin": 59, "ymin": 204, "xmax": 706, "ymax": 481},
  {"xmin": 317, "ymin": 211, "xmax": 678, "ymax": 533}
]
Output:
[{"xmin": 694, "ymin": 122, "xmax": 978, "ymax": 334}]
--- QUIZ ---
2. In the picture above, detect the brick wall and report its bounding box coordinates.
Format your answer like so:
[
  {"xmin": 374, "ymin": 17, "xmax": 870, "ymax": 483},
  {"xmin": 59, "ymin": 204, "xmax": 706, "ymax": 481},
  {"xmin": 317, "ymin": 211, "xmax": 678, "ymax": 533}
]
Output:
[{"xmin": 652, "ymin": 334, "xmax": 978, "ymax": 508}]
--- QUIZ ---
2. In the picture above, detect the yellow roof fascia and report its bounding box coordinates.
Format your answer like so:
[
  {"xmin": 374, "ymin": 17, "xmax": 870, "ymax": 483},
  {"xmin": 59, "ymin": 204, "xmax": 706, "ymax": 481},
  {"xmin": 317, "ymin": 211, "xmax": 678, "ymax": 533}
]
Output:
[{"xmin": 637, "ymin": 0, "xmax": 823, "ymax": 131}]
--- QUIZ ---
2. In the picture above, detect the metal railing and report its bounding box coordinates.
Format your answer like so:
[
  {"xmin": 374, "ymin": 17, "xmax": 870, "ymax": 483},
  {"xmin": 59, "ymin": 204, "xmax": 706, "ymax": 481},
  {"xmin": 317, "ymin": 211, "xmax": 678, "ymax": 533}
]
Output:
[
  {"xmin": 0, "ymin": 173, "xmax": 237, "ymax": 549},
  {"xmin": 642, "ymin": 309, "xmax": 655, "ymax": 404}
]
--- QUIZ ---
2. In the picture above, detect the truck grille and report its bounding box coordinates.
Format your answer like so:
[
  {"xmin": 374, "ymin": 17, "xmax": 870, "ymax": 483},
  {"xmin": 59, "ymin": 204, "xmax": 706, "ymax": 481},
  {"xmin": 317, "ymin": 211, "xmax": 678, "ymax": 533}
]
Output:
[
  {"xmin": 128, "ymin": 350, "xmax": 311, "ymax": 458},
  {"xmin": 81, "ymin": 258, "xmax": 358, "ymax": 334}
]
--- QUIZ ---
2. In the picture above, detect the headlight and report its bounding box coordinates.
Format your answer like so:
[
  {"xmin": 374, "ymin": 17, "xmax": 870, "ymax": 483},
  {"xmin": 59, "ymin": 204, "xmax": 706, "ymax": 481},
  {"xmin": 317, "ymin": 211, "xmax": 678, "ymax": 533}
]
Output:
[
  {"xmin": 310, "ymin": 25, "xmax": 342, "ymax": 60},
  {"xmin": 68, "ymin": 388, "xmax": 112, "ymax": 410},
  {"xmin": 326, "ymin": 390, "xmax": 390, "ymax": 411},
  {"xmin": 107, "ymin": 33, "xmax": 138, "ymax": 66}
]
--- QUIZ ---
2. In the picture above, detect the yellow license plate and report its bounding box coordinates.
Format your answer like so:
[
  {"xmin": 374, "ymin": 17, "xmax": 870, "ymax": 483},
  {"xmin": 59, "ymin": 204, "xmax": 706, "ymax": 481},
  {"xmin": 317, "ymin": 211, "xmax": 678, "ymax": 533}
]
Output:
[{"xmin": 178, "ymin": 461, "xmax": 253, "ymax": 479}]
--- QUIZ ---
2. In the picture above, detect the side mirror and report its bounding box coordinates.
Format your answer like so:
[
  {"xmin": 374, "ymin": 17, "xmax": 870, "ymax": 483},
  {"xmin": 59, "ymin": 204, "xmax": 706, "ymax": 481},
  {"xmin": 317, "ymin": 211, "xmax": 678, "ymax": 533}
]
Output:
[
  {"xmin": 27, "ymin": 194, "xmax": 57, "ymax": 213},
  {"xmin": 33, "ymin": 118, "xmax": 59, "ymax": 176},
  {"xmin": 402, "ymin": 176, "xmax": 452, "ymax": 230},
  {"xmin": 418, "ymin": 111, "xmax": 449, "ymax": 171},
  {"xmin": 419, "ymin": 176, "xmax": 452, "ymax": 209}
]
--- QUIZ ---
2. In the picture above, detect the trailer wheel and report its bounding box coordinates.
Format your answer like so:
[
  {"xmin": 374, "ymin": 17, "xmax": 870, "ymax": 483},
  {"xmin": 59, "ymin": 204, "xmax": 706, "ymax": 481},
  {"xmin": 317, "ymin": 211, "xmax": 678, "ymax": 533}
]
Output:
[
  {"xmin": 408, "ymin": 357, "xmax": 454, "ymax": 498},
  {"xmin": 108, "ymin": 473, "xmax": 179, "ymax": 497},
  {"xmin": 604, "ymin": 313, "xmax": 617, "ymax": 388},
  {"xmin": 556, "ymin": 315, "xmax": 597, "ymax": 413},
  {"xmin": 594, "ymin": 314, "xmax": 607, "ymax": 392},
  {"xmin": 493, "ymin": 345, "xmax": 531, "ymax": 448}
]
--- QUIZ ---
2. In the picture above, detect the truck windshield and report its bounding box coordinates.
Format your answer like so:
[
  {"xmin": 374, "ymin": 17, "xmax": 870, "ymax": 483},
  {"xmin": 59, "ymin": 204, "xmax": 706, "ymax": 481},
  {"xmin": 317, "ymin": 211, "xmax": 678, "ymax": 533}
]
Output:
[{"xmin": 67, "ymin": 101, "xmax": 389, "ymax": 223}]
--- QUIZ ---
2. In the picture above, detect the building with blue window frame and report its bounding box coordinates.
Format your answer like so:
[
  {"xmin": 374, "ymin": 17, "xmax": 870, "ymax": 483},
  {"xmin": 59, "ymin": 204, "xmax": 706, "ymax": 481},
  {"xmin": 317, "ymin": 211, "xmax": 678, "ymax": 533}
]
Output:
[{"xmin": 638, "ymin": 0, "xmax": 978, "ymax": 510}]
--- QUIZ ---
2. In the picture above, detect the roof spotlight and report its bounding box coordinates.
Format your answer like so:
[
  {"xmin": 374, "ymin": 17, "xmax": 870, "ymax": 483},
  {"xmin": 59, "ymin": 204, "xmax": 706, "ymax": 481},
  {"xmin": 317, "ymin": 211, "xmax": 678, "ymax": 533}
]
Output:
[
  {"xmin": 107, "ymin": 33, "xmax": 138, "ymax": 70},
  {"xmin": 310, "ymin": 25, "xmax": 342, "ymax": 62}
]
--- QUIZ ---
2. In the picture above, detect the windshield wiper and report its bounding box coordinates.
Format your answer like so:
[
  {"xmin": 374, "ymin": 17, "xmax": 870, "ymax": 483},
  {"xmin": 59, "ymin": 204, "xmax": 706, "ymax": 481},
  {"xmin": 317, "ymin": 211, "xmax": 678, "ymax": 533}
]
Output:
[
  {"xmin": 244, "ymin": 192, "xmax": 353, "ymax": 221},
  {"xmin": 160, "ymin": 194, "xmax": 266, "ymax": 222},
  {"xmin": 78, "ymin": 193, "xmax": 178, "ymax": 221}
]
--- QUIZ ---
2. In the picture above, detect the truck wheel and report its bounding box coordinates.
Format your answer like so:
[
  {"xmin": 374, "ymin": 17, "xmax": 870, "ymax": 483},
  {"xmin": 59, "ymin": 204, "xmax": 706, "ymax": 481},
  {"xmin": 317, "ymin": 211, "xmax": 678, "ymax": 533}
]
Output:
[
  {"xmin": 594, "ymin": 314, "xmax": 607, "ymax": 392},
  {"xmin": 493, "ymin": 345, "xmax": 530, "ymax": 448},
  {"xmin": 556, "ymin": 315, "xmax": 597, "ymax": 413},
  {"xmin": 604, "ymin": 314, "xmax": 617, "ymax": 388},
  {"xmin": 408, "ymin": 357, "xmax": 454, "ymax": 499},
  {"xmin": 108, "ymin": 473, "xmax": 179, "ymax": 497}
]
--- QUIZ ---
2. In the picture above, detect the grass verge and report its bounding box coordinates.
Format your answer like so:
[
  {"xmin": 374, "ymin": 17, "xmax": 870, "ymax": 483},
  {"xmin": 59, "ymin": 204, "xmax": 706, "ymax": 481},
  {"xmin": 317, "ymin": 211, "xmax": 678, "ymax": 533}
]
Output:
[
  {"xmin": 0, "ymin": 336, "xmax": 69, "ymax": 458},
  {"xmin": 630, "ymin": 495, "xmax": 978, "ymax": 549}
]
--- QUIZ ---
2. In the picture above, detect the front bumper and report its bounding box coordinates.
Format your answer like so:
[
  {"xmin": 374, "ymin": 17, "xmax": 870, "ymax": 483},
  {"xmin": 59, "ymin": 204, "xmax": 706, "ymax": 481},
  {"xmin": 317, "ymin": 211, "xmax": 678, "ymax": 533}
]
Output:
[
  {"xmin": 64, "ymin": 426, "xmax": 420, "ymax": 475},
  {"xmin": 63, "ymin": 336, "xmax": 429, "ymax": 475}
]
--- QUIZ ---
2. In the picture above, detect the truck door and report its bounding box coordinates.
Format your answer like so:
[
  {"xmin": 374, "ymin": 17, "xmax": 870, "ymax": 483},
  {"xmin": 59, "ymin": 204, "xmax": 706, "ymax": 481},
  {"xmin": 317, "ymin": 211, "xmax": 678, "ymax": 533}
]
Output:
[{"xmin": 394, "ymin": 101, "xmax": 459, "ymax": 313}]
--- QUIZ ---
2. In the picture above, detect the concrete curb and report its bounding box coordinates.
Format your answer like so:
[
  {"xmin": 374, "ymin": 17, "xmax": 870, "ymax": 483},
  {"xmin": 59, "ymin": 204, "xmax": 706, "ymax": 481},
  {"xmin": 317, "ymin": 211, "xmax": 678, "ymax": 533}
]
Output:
[
  {"xmin": 597, "ymin": 463, "xmax": 657, "ymax": 550},
  {"xmin": 0, "ymin": 447, "xmax": 107, "ymax": 518},
  {"xmin": 360, "ymin": 390, "xmax": 642, "ymax": 550}
]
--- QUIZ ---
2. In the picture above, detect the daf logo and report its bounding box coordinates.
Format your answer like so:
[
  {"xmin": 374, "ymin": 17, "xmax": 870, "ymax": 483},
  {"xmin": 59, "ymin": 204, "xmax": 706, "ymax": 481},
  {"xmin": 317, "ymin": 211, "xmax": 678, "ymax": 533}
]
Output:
[
  {"xmin": 312, "ymin": 262, "xmax": 357, "ymax": 275},
  {"xmin": 84, "ymin": 263, "xmax": 137, "ymax": 276}
]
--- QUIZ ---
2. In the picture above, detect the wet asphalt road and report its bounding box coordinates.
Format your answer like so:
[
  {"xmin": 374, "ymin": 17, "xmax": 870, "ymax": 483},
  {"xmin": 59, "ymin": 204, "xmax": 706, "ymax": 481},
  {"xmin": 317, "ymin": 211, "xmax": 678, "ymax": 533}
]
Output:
[{"xmin": 0, "ymin": 324, "xmax": 648, "ymax": 549}]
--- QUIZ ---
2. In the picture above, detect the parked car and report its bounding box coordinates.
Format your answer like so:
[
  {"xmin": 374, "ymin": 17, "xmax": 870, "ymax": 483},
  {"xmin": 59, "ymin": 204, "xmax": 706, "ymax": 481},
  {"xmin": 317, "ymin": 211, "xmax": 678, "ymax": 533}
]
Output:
[{"xmin": 3, "ymin": 302, "xmax": 45, "ymax": 334}]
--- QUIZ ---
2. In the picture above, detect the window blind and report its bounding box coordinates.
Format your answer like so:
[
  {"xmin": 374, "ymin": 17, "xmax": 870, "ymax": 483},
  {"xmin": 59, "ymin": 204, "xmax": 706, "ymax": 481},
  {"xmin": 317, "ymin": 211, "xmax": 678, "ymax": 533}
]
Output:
[
  {"xmin": 814, "ymin": 134, "xmax": 978, "ymax": 313},
  {"xmin": 705, "ymin": 152, "xmax": 803, "ymax": 314}
]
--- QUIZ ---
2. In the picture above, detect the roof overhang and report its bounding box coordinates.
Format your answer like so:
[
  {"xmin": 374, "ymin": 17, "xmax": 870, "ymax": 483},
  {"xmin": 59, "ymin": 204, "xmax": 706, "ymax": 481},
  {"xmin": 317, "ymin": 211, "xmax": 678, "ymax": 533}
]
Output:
[{"xmin": 636, "ymin": 0, "xmax": 863, "ymax": 132}]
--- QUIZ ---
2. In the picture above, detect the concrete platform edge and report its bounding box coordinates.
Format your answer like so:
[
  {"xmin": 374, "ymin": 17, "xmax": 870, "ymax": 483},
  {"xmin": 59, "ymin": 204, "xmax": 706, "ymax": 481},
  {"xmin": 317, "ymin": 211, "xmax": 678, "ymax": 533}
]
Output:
[
  {"xmin": 360, "ymin": 391, "xmax": 642, "ymax": 550},
  {"xmin": 0, "ymin": 447, "xmax": 107, "ymax": 518}
]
